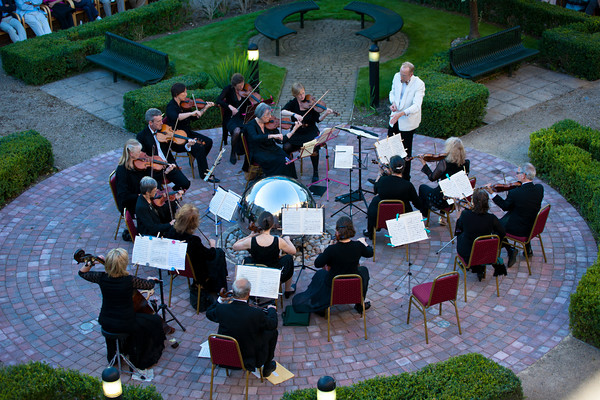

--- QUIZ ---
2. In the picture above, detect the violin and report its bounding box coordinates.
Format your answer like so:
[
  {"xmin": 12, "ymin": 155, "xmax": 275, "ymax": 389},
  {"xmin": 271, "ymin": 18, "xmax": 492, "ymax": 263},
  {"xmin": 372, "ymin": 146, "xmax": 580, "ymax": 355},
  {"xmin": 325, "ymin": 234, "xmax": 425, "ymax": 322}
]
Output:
[
  {"xmin": 484, "ymin": 182, "xmax": 522, "ymax": 192},
  {"xmin": 180, "ymin": 97, "xmax": 211, "ymax": 111},
  {"xmin": 407, "ymin": 153, "xmax": 448, "ymax": 162},
  {"xmin": 265, "ymin": 116, "xmax": 280, "ymax": 131},
  {"xmin": 218, "ymin": 288, "xmax": 273, "ymax": 311},
  {"xmin": 238, "ymin": 83, "xmax": 263, "ymax": 106},
  {"xmin": 152, "ymin": 189, "xmax": 180, "ymax": 208},
  {"xmin": 248, "ymin": 221, "xmax": 262, "ymax": 233},
  {"xmin": 156, "ymin": 124, "xmax": 199, "ymax": 146},
  {"xmin": 132, "ymin": 151, "xmax": 171, "ymax": 171},
  {"xmin": 300, "ymin": 94, "xmax": 340, "ymax": 116}
]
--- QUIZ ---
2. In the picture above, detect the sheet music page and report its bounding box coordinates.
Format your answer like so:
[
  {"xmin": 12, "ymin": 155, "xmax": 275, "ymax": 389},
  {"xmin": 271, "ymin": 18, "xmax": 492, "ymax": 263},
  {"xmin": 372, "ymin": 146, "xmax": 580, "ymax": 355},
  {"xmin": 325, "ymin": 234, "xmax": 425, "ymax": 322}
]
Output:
[
  {"xmin": 385, "ymin": 211, "xmax": 429, "ymax": 246},
  {"xmin": 438, "ymin": 170, "xmax": 473, "ymax": 202},
  {"xmin": 299, "ymin": 139, "xmax": 317, "ymax": 158},
  {"xmin": 282, "ymin": 208, "xmax": 304, "ymax": 235},
  {"xmin": 235, "ymin": 265, "xmax": 281, "ymax": 299},
  {"xmin": 374, "ymin": 134, "xmax": 407, "ymax": 163},
  {"xmin": 282, "ymin": 208, "xmax": 324, "ymax": 235},
  {"xmin": 209, "ymin": 186, "xmax": 227, "ymax": 216},
  {"xmin": 216, "ymin": 190, "xmax": 241, "ymax": 222},
  {"xmin": 165, "ymin": 239, "xmax": 187, "ymax": 271},
  {"xmin": 302, "ymin": 208, "xmax": 324, "ymax": 235},
  {"xmin": 315, "ymin": 127, "xmax": 338, "ymax": 146},
  {"xmin": 339, "ymin": 126, "xmax": 379, "ymax": 140},
  {"xmin": 197, "ymin": 340, "xmax": 210, "ymax": 358},
  {"xmin": 334, "ymin": 145, "xmax": 354, "ymax": 169},
  {"xmin": 132, "ymin": 236, "xmax": 186, "ymax": 270}
]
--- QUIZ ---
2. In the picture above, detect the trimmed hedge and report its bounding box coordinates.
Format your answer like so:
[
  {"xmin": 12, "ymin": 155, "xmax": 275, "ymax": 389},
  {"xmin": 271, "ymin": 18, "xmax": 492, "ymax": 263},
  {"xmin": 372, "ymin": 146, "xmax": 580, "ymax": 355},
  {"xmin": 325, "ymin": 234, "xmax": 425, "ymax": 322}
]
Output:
[
  {"xmin": 123, "ymin": 72, "xmax": 222, "ymax": 133},
  {"xmin": 0, "ymin": 361, "xmax": 162, "ymax": 399},
  {"xmin": 570, "ymin": 249, "xmax": 600, "ymax": 348},
  {"xmin": 0, "ymin": 130, "xmax": 53, "ymax": 206},
  {"xmin": 0, "ymin": 0, "xmax": 183, "ymax": 85},
  {"xmin": 282, "ymin": 353, "xmax": 523, "ymax": 400},
  {"xmin": 540, "ymin": 18, "xmax": 600, "ymax": 81}
]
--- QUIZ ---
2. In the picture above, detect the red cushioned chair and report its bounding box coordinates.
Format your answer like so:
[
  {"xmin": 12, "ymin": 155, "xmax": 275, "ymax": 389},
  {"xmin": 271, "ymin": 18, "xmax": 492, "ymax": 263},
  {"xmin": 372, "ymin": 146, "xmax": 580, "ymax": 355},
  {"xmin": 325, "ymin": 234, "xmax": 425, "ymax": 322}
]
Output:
[
  {"xmin": 407, "ymin": 271, "xmax": 461, "ymax": 344},
  {"xmin": 168, "ymin": 254, "xmax": 202, "ymax": 314},
  {"xmin": 503, "ymin": 204, "xmax": 550, "ymax": 276},
  {"xmin": 108, "ymin": 170, "xmax": 124, "ymax": 240},
  {"xmin": 328, "ymin": 274, "xmax": 367, "ymax": 342},
  {"xmin": 453, "ymin": 234, "xmax": 501, "ymax": 302},
  {"xmin": 373, "ymin": 199, "xmax": 407, "ymax": 261}
]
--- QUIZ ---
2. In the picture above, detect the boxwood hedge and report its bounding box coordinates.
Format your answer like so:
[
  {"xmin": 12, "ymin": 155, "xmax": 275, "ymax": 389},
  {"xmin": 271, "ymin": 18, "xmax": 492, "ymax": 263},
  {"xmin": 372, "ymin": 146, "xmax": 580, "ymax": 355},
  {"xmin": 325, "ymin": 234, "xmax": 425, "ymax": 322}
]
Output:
[
  {"xmin": 282, "ymin": 353, "xmax": 522, "ymax": 400},
  {"xmin": 570, "ymin": 250, "xmax": 600, "ymax": 348},
  {"xmin": 0, "ymin": 130, "xmax": 53, "ymax": 206},
  {"xmin": 0, "ymin": 361, "xmax": 162, "ymax": 399}
]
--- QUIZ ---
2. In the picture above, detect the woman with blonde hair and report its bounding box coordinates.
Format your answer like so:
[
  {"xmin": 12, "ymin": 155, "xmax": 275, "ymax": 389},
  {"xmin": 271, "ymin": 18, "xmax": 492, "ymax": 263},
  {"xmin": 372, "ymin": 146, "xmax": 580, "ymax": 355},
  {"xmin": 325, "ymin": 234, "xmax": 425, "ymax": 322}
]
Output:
[{"xmin": 78, "ymin": 248, "xmax": 166, "ymax": 369}]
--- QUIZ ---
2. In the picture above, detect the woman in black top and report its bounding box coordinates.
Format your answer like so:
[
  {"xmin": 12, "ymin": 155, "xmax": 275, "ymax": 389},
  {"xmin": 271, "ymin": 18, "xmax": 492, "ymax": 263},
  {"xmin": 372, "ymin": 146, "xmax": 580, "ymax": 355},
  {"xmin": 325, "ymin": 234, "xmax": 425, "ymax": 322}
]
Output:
[
  {"xmin": 233, "ymin": 211, "xmax": 296, "ymax": 296},
  {"xmin": 293, "ymin": 217, "xmax": 373, "ymax": 315},
  {"xmin": 78, "ymin": 248, "xmax": 165, "ymax": 369},
  {"xmin": 135, "ymin": 176, "xmax": 177, "ymax": 237},
  {"xmin": 216, "ymin": 73, "xmax": 247, "ymax": 164},
  {"xmin": 245, "ymin": 102, "xmax": 301, "ymax": 178},
  {"xmin": 164, "ymin": 203, "xmax": 228, "ymax": 294},
  {"xmin": 417, "ymin": 137, "xmax": 470, "ymax": 222},
  {"xmin": 455, "ymin": 189, "xmax": 506, "ymax": 280},
  {"xmin": 281, "ymin": 82, "xmax": 335, "ymax": 182}
]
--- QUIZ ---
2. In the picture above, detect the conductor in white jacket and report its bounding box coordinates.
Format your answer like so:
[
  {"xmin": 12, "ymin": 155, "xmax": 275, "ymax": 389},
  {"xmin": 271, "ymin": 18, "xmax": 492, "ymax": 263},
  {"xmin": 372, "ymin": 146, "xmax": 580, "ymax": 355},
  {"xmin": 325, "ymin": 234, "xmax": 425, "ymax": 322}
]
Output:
[{"xmin": 388, "ymin": 62, "xmax": 425, "ymax": 181}]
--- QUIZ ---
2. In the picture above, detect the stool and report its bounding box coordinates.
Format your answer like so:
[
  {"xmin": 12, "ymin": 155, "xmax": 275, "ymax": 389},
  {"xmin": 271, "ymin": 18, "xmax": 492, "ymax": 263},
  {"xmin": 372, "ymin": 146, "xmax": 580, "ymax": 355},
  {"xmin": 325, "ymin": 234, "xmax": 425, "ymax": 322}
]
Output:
[{"xmin": 101, "ymin": 328, "xmax": 145, "ymax": 377}]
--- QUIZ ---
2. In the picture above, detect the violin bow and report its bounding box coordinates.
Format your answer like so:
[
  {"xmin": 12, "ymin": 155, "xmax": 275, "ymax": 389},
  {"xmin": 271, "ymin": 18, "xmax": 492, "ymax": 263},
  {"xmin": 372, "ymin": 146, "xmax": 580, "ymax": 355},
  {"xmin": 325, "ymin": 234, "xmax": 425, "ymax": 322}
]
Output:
[
  {"xmin": 302, "ymin": 90, "xmax": 329, "ymax": 117},
  {"xmin": 236, "ymin": 80, "xmax": 262, "ymax": 112},
  {"xmin": 192, "ymin": 93, "xmax": 199, "ymax": 112}
]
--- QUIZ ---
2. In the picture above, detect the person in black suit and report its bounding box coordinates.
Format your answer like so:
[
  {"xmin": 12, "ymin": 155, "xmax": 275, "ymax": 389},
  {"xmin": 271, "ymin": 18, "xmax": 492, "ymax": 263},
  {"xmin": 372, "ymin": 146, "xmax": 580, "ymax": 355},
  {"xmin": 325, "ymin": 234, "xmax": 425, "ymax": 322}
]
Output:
[
  {"xmin": 485, "ymin": 162, "xmax": 544, "ymax": 267},
  {"xmin": 165, "ymin": 83, "xmax": 219, "ymax": 183},
  {"xmin": 206, "ymin": 278, "xmax": 279, "ymax": 377},
  {"xmin": 136, "ymin": 108, "xmax": 191, "ymax": 191},
  {"xmin": 364, "ymin": 156, "xmax": 423, "ymax": 237},
  {"xmin": 135, "ymin": 176, "xmax": 176, "ymax": 237},
  {"xmin": 455, "ymin": 189, "xmax": 506, "ymax": 281}
]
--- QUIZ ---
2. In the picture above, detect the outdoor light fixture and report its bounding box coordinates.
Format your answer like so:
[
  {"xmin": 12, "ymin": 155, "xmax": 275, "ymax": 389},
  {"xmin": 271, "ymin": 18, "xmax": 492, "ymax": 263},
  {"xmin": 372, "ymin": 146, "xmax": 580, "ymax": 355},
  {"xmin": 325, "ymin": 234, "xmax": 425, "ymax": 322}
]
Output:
[
  {"xmin": 247, "ymin": 43, "xmax": 259, "ymax": 61},
  {"xmin": 317, "ymin": 375, "xmax": 336, "ymax": 400},
  {"xmin": 247, "ymin": 43, "xmax": 260, "ymax": 91},
  {"xmin": 368, "ymin": 44, "xmax": 380, "ymax": 62},
  {"xmin": 102, "ymin": 367, "xmax": 122, "ymax": 400},
  {"xmin": 369, "ymin": 44, "xmax": 380, "ymax": 107}
]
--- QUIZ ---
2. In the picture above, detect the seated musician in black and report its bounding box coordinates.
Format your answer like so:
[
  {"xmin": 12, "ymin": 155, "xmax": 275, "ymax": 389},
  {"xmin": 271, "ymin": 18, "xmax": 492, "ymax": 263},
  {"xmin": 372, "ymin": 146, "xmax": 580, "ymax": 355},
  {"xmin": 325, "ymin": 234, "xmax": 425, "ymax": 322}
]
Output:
[
  {"xmin": 281, "ymin": 82, "xmax": 335, "ymax": 182},
  {"xmin": 135, "ymin": 176, "xmax": 176, "ymax": 237},
  {"xmin": 455, "ymin": 189, "xmax": 506, "ymax": 281},
  {"xmin": 116, "ymin": 139, "xmax": 151, "ymax": 216},
  {"xmin": 217, "ymin": 72, "xmax": 247, "ymax": 164},
  {"xmin": 245, "ymin": 102, "xmax": 301, "ymax": 178},
  {"xmin": 136, "ymin": 108, "xmax": 191, "ymax": 192},
  {"xmin": 485, "ymin": 162, "xmax": 544, "ymax": 267},
  {"xmin": 364, "ymin": 156, "xmax": 422, "ymax": 238},
  {"xmin": 417, "ymin": 137, "xmax": 470, "ymax": 224},
  {"xmin": 165, "ymin": 83, "xmax": 218, "ymax": 182},
  {"xmin": 206, "ymin": 277, "xmax": 279, "ymax": 378}
]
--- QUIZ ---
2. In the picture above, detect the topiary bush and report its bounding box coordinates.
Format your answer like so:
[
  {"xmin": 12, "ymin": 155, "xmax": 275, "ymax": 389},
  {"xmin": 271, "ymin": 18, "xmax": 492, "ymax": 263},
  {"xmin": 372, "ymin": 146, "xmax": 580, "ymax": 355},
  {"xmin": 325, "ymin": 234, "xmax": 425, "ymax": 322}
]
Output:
[
  {"xmin": 0, "ymin": 130, "xmax": 53, "ymax": 206},
  {"xmin": 282, "ymin": 353, "xmax": 523, "ymax": 400},
  {"xmin": 0, "ymin": 361, "xmax": 163, "ymax": 399},
  {"xmin": 0, "ymin": 0, "xmax": 183, "ymax": 85},
  {"xmin": 123, "ymin": 72, "xmax": 222, "ymax": 133},
  {"xmin": 570, "ymin": 249, "xmax": 600, "ymax": 348}
]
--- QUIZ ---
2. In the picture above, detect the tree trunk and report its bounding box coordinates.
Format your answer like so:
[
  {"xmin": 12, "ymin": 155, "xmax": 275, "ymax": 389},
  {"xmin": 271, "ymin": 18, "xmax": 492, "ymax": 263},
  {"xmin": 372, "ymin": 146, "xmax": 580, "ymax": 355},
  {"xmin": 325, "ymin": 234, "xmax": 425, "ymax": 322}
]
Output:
[{"xmin": 468, "ymin": 0, "xmax": 480, "ymax": 39}]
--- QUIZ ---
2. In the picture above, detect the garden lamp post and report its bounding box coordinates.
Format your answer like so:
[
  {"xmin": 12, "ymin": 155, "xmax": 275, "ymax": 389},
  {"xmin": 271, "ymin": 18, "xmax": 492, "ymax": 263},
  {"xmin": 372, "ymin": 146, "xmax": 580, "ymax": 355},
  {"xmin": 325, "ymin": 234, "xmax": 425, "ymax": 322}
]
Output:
[
  {"xmin": 317, "ymin": 375, "xmax": 336, "ymax": 400},
  {"xmin": 247, "ymin": 43, "xmax": 260, "ymax": 92},
  {"xmin": 102, "ymin": 367, "xmax": 122, "ymax": 400},
  {"xmin": 369, "ymin": 44, "xmax": 380, "ymax": 107}
]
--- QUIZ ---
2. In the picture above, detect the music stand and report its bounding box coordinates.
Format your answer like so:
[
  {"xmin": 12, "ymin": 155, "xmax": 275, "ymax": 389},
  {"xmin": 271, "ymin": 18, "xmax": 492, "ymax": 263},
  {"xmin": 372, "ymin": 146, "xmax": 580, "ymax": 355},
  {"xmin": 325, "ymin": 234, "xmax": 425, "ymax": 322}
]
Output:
[
  {"xmin": 154, "ymin": 272, "xmax": 186, "ymax": 331},
  {"xmin": 331, "ymin": 145, "xmax": 365, "ymax": 219}
]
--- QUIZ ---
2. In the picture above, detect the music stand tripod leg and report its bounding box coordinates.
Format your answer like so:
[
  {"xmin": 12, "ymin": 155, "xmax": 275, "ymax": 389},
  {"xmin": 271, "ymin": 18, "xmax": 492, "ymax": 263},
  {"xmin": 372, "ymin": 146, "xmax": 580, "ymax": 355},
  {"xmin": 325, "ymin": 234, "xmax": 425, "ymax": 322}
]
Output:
[
  {"xmin": 156, "ymin": 269, "xmax": 186, "ymax": 331},
  {"xmin": 395, "ymin": 244, "xmax": 421, "ymax": 295},
  {"xmin": 291, "ymin": 235, "xmax": 317, "ymax": 291}
]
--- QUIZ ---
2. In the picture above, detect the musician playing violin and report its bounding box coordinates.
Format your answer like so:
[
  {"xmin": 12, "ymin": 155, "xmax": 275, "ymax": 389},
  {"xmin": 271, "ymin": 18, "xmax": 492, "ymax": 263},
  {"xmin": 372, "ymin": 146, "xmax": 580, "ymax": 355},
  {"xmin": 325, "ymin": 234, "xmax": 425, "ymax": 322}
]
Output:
[
  {"xmin": 166, "ymin": 83, "xmax": 219, "ymax": 183},
  {"xmin": 281, "ymin": 82, "xmax": 335, "ymax": 183},
  {"xmin": 417, "ymin": 137, "xmax": 470, "ymax": 225},
  {"xmin": 245, "ymin": 103, "xmax": 301, "ymax": 179},
  {"xmin": 216, "ymin": 73, "xmax": 248, "ymax": 165},
  {"xmin": 78, "ymin": 248, "xmax": 166, "ymax": 369},
  {"xmin": 136, "ymin": 108, "xmax": 191, "ymax": 192},
  {"xmin": 136, "ymin": 176, "xmax": 179, "ymax": 237}
]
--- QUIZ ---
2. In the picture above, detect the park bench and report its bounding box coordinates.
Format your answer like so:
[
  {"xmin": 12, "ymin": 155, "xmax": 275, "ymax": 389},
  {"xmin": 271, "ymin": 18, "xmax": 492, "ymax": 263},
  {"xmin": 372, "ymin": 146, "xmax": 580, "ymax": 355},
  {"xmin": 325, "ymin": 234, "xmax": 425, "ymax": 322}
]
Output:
[
  {"xmin": 343, "ymin": 1, "xmax": 404, "ymax": 44},
  {"xmin": 86, "ymin": 32, "xmax": 169, "ymax": 84},
  {"xmin": 254, "ymin": 0, "xmax": 319, "ymax": 56},
  {"xmin": 449, "ymin": 26, "xmax": 539, "ymax": 80}
]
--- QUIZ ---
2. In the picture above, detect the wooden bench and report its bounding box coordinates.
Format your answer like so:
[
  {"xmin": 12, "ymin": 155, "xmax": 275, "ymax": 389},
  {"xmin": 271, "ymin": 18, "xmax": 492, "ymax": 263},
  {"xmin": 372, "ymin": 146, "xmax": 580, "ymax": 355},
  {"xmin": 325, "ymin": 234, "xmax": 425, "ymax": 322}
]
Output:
[
  {"xmin": 86, "ymin": 32, "xmax": 169, "ymax": 84},
  {"xmin": 254, "ymin": 0, "xmax": 319, "ymax": 56},
  {"xmin": 343, "ymin": 1, "xmax": 404, "ymax": 44},
  {"xmin": 449, "ymin": 26, "xmax": 539, "ymax": 80}
]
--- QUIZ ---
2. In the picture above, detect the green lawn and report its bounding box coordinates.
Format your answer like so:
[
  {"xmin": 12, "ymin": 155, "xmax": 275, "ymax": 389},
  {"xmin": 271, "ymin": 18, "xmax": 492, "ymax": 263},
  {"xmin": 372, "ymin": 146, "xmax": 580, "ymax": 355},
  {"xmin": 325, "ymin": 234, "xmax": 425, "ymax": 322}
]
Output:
[{"xmin": 145, "ymin": 0, "xmax": 538, "ymax": 104}]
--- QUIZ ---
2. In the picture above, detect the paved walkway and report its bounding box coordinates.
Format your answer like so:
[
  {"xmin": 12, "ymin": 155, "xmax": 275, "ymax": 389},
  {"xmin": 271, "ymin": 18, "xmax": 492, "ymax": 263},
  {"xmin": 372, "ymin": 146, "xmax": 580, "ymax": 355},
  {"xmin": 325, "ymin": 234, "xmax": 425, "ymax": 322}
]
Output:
[{"xmin": 0, "ymin": 17, "xmax": 594, "ymax": 400}]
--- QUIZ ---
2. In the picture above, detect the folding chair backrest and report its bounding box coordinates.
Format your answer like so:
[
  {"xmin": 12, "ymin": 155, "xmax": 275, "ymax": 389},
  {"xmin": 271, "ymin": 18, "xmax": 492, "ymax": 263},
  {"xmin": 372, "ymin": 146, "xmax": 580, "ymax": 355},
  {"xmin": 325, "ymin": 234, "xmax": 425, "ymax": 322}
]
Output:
[
  {"xmin": 376, "ymin": 200, "xmax": 405, "ymax": 230},
  {"xmin": 427, "ymin": 272, "xmax": 459, "ymax": 307},
  {"xmin": 469, "ymin": 235, "xmax": 500, "ymax": 266},
  {"xmin": 331, "ymin": 274, "xmax": 363, "ymax": 306},
  {"xmin": 109, "ymin": 170, "xmax": 121, "ymax": 212},
  {"xmin": 208, "ymin": 334, "xmax": 244, "ymax": 369},
  {"xmin": 530, "ymin": 204, "xmax": 550, "ymax": 240},
  {"xmin": 125, "ymin": 209, "xmax": 138, "ymax": 241}
]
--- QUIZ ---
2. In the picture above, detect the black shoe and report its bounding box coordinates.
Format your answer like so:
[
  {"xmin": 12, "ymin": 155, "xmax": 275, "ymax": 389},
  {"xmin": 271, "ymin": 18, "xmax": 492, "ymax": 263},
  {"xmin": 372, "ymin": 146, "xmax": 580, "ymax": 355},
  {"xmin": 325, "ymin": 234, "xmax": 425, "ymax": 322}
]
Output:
[
  {"xmin": 477, "ymin": 271, "xmax": 484, "ymax": 282},
  {"xmin": 493, "ymin": 263, "xmax": 507, "ymax": 277},
  {"xmin": 311, "ymin": 174, "xmax": 319, "ymax": 183},
  {"xmin": 523, "ymin": 246, "xmax": 533, "ymax": 257},
  {"xmin": 262, "ymin": 360, "xmax": 276, "ymax": 378},
  {"xmin": 121, "ymin": 229, "xmax": 131, "ymax": 242},
  {"xmin": 229, "ymin": 151, "xmax": 237, "ymax": 165},
  {"xmin": 284, "ymin": 289, "xmax": 295, "ymax": 299},
  {"xmin": 363, "ymin": 229, "xmax": 373, "ymax": 238},
  {"xmin": 204, "ymin": 175, "xmax": 220, "ymax": 183},
  {"xmin": 354, "ymin": 301, "xmax": 371, "ymax": 315},
  {"xmin": 507, "ymin": 247, "xmax": 517, "ymax": 268},
  {"xmin": 314, "ymin": 309, "xmax": 326, "ymax": 318},
  {"xmin": 368, "ymin": 178, "xmax": 376, "ymax": 185}
]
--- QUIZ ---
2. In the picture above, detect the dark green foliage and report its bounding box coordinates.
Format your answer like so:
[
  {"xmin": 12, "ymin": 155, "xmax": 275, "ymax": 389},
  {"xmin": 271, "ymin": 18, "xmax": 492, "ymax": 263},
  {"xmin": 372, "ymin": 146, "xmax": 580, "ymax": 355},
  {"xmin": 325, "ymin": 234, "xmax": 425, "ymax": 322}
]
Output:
[
  {"xmin": 0, "ymin": 0, "xmax": 183, "ymax": 85},
  {"xmin": 0, "ymin": 130, "xmax": 53, "ymax": 206},
  {"xmin": 419, "ymin": 70, "xmax": 489, "ymax": 138},
  {"xmin": 541, "ymin": 19, "xmax": 600, "ymax": 81},
  {"xmin": 570, "ymin": 250, "xmax": 600, "ymax": 348},
  {"xmin": 282, "ymin": 353, "xmax": 523, "ymax": 400},
  {"xmin": 122, "ymin": 72, "xmax": 222, "ymax": 133},
  {"xmin": 0, "ymin": 362, "xmax": 162, "ymax": 399}
]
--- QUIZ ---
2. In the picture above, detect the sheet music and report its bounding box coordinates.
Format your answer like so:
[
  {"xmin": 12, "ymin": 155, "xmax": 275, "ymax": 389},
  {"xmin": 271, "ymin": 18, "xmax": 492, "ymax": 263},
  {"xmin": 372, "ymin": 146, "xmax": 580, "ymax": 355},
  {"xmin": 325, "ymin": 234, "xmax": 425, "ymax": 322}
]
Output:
[
  {"xmin": 374, "ymin": 133, "xmax": 407, "ymax": 163},
  {"xmin": 299, "ymin": 139, "xmax": 317, "ymax": 158},
  {"xmin": 282, "ymin": 208, "xmax": 324, "ymax": 235},
  {"xmin": 334, "ymin": 145, "xmax": 354, "ymax": 169},
  {"xmin": 438, "ymin": 170, "xmax": 473, "ymax": 204},
  {"xmin": 132, "ymin": 235, "xmax": 187, "ymax": 270},
  {"xmin": 235, "ymin": 265, "xmax": 281, "ymax": 299},
  {"xmin": 315, "ymin": 127, "xmax": 339, "ymax": 146},
  {"xmin": 337, "ymin": 126, "xmax": 379, "ymax": 140},
  {"xmin": 198, "ymin": 340, "xmax": 210, "ymax": 358},
  {"xmin": 209, "ymin": 187, "xmax": 241, "ymax": 221},
  {"xmin": 385, "ymin": 211, "xmax": 429, "ymax": 247}
]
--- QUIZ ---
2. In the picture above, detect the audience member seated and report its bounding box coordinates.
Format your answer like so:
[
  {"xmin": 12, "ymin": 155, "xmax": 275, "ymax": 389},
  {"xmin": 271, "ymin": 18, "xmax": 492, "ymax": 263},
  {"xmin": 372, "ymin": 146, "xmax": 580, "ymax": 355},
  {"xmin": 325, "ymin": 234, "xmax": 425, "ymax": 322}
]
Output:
[
  {"xmin": 565, "ymin": 0, "xmax": 589, "ymax": 11},
  {"xmin": 72, "ymin": 0, "xmax": 100, "ymax": 21},
  {"xmin": 15, "ymin": 0, "xmax": 51, "ymax": 35},
  {"xmin": 99, "ymin": 0, "xmax": 123, "ymax": 16},
  {"xmin": 1, "ymin": 0, "xmax": 27, "ymax": 42},
  {"xmin": 43, "ymin": 0, "xmax": 75, "ymax": 29}
]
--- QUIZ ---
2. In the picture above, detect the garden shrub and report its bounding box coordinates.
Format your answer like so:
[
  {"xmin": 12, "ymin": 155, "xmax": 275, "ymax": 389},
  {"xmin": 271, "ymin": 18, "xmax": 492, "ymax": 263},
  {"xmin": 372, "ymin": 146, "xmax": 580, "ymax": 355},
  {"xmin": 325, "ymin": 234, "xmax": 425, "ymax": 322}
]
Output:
[
  {"xmin": 123, "ymin": 72, "xmax": 222, "ymax": 133},
  {"xmin": 0, "ymin": 361, "xmax": 162, "ymax": 399},
  {"xmin": 0, "ymin": 130, "xmax": 53, "ymax": 206},
  {"xmin": 570, "ymin": 248, "xmax": 600, "ymax": 348},
  {"xmin": 282, "ymin": 353, "xmax": 523, "ymax": 400},
  {"xmin": 0, "ymin": 0, "xmax": 183, "ymax": 85}
]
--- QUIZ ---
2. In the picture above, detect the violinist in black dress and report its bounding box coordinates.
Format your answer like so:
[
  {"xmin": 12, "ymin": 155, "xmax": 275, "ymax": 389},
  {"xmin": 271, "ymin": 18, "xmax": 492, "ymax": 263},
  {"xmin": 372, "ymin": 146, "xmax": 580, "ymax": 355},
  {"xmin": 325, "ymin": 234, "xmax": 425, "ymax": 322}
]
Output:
[
  {"xmin": 165, "ymin": 83, "xmax": 218, "ymax": 182},
  {"xmin": 135, "ymin": 176, "xmax": 177, "ymax": 237},
  {"xmin": 245, "ymin": 102, "xmax": 301, "ymax": 178},
  {"xmin": 281, "ymin": 82, "xmax": 335, "ymax": 182},
  {"xmin": 216, "ymin": 73, "xmax": 247, "ymax": 164}
]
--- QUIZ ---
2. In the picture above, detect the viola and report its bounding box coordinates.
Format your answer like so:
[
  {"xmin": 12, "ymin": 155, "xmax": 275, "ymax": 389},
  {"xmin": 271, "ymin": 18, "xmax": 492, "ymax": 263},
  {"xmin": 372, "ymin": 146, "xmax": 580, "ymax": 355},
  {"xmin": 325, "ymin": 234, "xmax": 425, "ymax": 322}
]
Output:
[
  {"xmin": 133, "ymin": 152, "xmax": 170, "ymax": 171},
  {"xmin": 156, "ymin": 124, "xmax": 192, "ymax": 146},
  {"xmin": 300, "ymin": 94, "xmax": 340, "ymax": 116},
  {"xmin": 152, "ymin": 189, "xmax": 180, "ymax": 208},
  {"xmin": 485, "ymin": 182, "xmax": 522, "ymax": 193},
  {"xmin": 265, "ymin": 116, "xmax": 280, "ymax": 131},
  {"xmin": 239, "ymin": 83, "xmax": 263, "ymax": 106},
  {"xmin": 407, "ymin": 153, "xmax": 448, "ymax": 162},
  {"xmin": 180, "ymin": 97, "xmax": 210, "ymax": 111}
]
